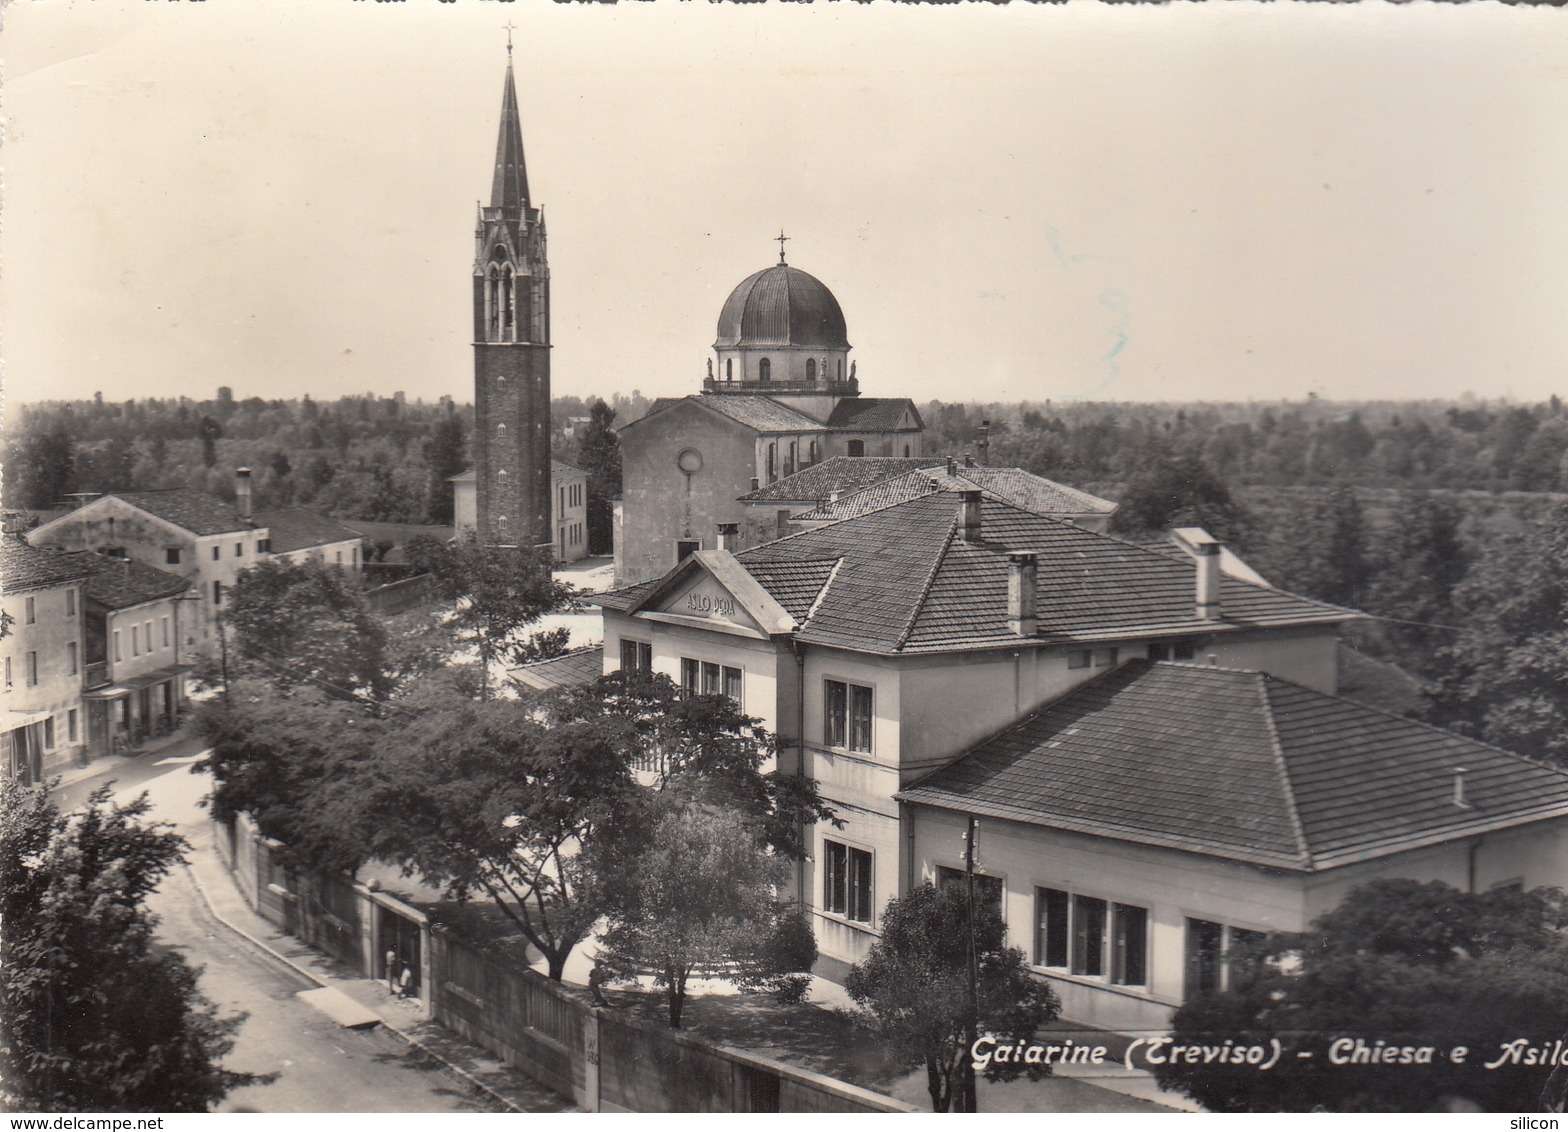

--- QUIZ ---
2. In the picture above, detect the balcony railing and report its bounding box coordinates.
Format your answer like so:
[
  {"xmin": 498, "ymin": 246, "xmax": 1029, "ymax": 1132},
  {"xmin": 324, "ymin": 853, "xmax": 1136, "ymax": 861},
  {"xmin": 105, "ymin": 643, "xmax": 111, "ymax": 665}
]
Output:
[{"xmin": 84, "ymin": 661, "xmax": 109, "ymax": 690}]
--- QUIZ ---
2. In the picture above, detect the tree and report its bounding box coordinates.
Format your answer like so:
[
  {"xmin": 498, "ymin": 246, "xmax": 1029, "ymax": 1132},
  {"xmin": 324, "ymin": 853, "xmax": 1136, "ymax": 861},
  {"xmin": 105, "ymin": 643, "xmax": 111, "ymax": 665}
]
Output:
[
  {"xmin": 197, "ymin": 415, "xmax": 222, "ymax": 468},
  {"xmin": 1154, "ymin": 879, "xmax": 1568, "ymax": 1112},
  {"xmin": 575, "ymin": 399, "xmax": 620, "ymax": 556},
  {"xmin": 356, "ymin": 686, "xmax": 637, "ymax": 981},
  {"xmin": 422, "ymin": 415, "xmax": 467, "ymax": 526},
  {"xmin": 1363, "ymin": 491, "xmax": 1468, "ymax": 676},
  {"xmin": 406, "ymin": 533, "xmax": 574, "ymax": 700},
  {"xmin": 594, "ymin": 801, "xmax": 801, "ymax": 1028},
  {"xmin": 1108, "ymin": 453, "xmax": 1247, "ymax": 542},
  {"xmin": 196, "ymin": 680, "xmax": 387, "ymax": 870},
  {"xmin": 9, "ymin": 422, "xmax": 75, "ymax": 509},
  {"xmin": 845, "ymin": 883, "xmax": 1061, "ymax": 1112},
  {"xmin": 222, "ymin": 557, "xmax": 394, "ymax": 703},
  {"xmin": 0, "ymin": 781, "xmax": 264, "ymax": 1111},
  {"xmin": 1427, "ymin": 502, "xmax": 1568, "ymax": 765}
]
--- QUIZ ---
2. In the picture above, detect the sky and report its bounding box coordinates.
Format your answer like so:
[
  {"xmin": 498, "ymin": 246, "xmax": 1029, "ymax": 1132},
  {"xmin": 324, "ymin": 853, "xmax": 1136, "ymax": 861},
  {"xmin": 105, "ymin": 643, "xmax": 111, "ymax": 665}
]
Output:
[{"xmin": 3, "ymin": 0, "xmax": 1566, "ymax": 409}]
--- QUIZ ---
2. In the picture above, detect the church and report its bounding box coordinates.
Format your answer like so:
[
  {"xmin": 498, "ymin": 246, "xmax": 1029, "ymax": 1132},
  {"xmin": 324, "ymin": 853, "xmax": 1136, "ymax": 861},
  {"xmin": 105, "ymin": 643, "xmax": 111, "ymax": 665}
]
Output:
[{"xmin": 615, "ymin": 250, "xmax": 926, "ymax": 585}]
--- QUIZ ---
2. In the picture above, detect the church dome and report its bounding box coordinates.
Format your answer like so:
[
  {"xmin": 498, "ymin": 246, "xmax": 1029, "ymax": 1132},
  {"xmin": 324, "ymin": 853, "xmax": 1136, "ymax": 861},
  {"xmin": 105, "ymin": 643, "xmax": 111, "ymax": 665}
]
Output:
[{"xmin": 714, "ymin": 265, "xmax": 849, "ymax": 350}]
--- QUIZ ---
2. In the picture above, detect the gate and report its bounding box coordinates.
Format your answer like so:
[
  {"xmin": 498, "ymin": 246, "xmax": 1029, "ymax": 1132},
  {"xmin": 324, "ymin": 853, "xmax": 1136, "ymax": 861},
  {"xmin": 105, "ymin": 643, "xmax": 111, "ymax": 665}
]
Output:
[{"xmin": 379, "ymin": 903, "xmax": 422, "ymax": 995}]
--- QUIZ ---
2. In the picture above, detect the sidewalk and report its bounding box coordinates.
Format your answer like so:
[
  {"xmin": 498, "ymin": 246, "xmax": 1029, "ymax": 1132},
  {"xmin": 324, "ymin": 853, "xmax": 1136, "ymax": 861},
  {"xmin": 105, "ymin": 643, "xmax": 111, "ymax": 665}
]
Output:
[
  {"xmin": 45, "ymin": 727, "xmax": 195, "ymax": 794},
  {"xmin": 181, "ymin": 823, "xmax": 576, "ymax": 1114}
]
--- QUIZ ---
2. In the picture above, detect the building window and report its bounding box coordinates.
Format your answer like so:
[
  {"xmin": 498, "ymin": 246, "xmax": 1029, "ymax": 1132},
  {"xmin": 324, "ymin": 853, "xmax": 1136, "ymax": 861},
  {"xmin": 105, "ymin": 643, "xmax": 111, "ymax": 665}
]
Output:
[
  {"xmin": 258, "ymin": 538, "xmax": 271, "ymax": 554},
  {"xmin": 1067, "ymin": 647, "xmax": 1119, "ymax": 670},
  {"xmin": 1149, "ymin": 640, "xmax": 1197, "ymax": 661},
  {"xmin": 824, "ymin": 840, "xmax": 873, "ymax": 923},
  {"xmin": 1036, "ymin": 888, "xmax": 1148, "ymax": 986},
  {"xmin": 935, "ymin": 865, "xmax": 1004, "ymax": 915},
  {"xmin": 213, "ymin": 580, "xmax": 222, "ymax": 605},
  {"xmin": 25, "ymin": 652, "xmax": 38, "ymax": 688},
  {"xmin": 145, "ymin": 620, "xmax": 153, "ymax": 649},
  {"xmin": 162, "ymin": 617, "xmax": 170, "ymax": 648},
  {"xmin": 335, "ymin": 551, "xmax": 343, "ymax": 565},
  {"xmin": 766, "ymin": 444, "xmax": 777, "ymax": 483},
  {"xmin": 824, "ymin": 679, "xmax": 873, "ymax": 753},
  {"xmin": 131, "ymin": 626, "xmax": 140, "ymax": 656},
  {"xmin": 235, "ymin": 542, "xmax": 244, "ymax": 557},
  {"xmin": 67, "ymin": 709, "xmax": 78, "ymax": 743},
  {"xmin": 114, "ymin": 631, "xmax": 122, "ymax": 662},
  {"xmin": 66, "ymin": 589, "xmax": 76, "ymax": 617},
  {"xmin": 352, "ymin": 545, "xmax": 359, "ymax": 565},
  {"xmin": 212, "ymin": 546, "xmax": 220, "ymax": 561},
  {"xmin": 497, "ymin": 516, "xmax": 509, "ymax": 535},
  {"xmin": 24, "ymin": 597, "xmax": 34, "ymax": 625},
  {"xmin": 759, "ymin": 357, "xmax": 771, "ymax": 382},
  {"xmin": 679, "ymin": 658, "xmax": 742, "ymax": 706},
  {"xmin": 726, "ymin": 358, "xmax": 733, "ymax": 380},
  {"xmin": 67, "ymin": 642, "xmax": 78, "ymax": 676},
  {"xmin": 619, "ymin": 639, "xmax": 653, "ymax": 673},
  {"xmin": 806, "ymin": 358, "xmax": 817, "ymax": 381},
  {"xmin": 809, "ymin": 440, "xmax": 819, "ymax": 465},
  {"xmin": 787, "ymin": 442, "xmax": 798, "ymax": 477},
  {"xmin": 676, "ymin": 539, "xmax": 699, "ymax": 563},
  {"xmin": 904, "ymin": 444, "xmax": 911, "ymax": 458},
  {"xmin": 847, "ymin": 439, "xmax": 865, "ymax": 458},
  {"xmin": 43, "ymin": 717, "xmax": 55, "ymax": 750},
  {"xmin": 1185, "ymin": 919, "xmax": 1266, "ymax": 997},
  {"xmin": 166, "ymin": 547, "xmax": 181, "ymax": 565}
]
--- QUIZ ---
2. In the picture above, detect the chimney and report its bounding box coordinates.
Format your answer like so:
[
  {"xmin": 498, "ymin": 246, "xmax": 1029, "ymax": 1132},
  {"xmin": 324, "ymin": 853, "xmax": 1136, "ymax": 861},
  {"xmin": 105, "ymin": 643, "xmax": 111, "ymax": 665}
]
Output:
[
  {"xmin": 1193, "ymin": 536, "xmax": 1223, "ymax": 620},
  {"xmin": 946, "ymin": 456, "xmax": 958, "ymax": 477},
  {"xmin": 978, "ymin": 420, "xmax": 991, "ymax": 465},
  {"xmin": 828, "ymin": 490, "xmax": 840, "ymax": 504},
  {"xmin": 1453, "ymin": 767, "xmax": 1471, "ymax": 809},
  {"xmin": 958, "ymin": 490, "xmax": 983, "ymax": 543},
  {"xmin": 963, "ymin": 453, "xmax": 976, "ymax": 468},
  {"xmin": 716, "ymin": 522, "xmax": 739, "ymax": 553},
  {"xmin": 750, "ymin": 477, "xmax": 760, "ymax": 492},
  {"xmin": 1007, "ymin": 552, "xmax": 1038, "ymax": 636},
  {"xmin": 235, "ymin": 467, "xmax": 253, "ymax": 519}
]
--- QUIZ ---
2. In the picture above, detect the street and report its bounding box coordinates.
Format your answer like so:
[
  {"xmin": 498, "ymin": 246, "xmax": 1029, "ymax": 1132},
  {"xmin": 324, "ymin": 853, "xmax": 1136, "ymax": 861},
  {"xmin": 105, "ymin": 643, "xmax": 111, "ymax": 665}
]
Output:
[{"xmin": 49, "ymin": 741, "xmax": 506, "ymax": 1114}]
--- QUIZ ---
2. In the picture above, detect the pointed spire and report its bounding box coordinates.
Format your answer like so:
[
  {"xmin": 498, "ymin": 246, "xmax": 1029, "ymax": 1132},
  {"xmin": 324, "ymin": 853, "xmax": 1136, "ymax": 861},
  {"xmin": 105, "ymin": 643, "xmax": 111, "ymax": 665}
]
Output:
[{"xmin": 490, "ymin": 56, "xmax": 531, "ymax": 212}]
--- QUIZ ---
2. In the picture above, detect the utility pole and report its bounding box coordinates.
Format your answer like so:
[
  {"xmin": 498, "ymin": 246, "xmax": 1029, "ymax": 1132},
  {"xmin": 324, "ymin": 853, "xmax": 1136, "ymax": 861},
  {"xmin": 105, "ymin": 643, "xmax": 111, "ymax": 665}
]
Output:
[{"xmin": 964, "ymin": 814, "xmax": 980, "ymax": 1113}]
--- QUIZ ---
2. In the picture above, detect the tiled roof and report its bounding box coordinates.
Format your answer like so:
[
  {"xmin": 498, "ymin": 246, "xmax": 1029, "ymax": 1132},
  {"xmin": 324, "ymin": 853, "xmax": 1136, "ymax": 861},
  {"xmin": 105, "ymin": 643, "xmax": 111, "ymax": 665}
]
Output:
[
  {"xmin": 743, "ymin": 493, "xmax": 1349, "ymax": 654},
  {"xmin": 738, "ymin": 457, "xmax": 934, "ymax": 503},
  {"xmin": 740, "ymin": 559, "xmax": 840, "ymax": 622},
  {"xmin": 252, "ymin": 509, "xmax": 364, "ymax": 555},
  {"xmin": 825, "ymin": 398, "xmax": 923, "ymax": 432},
  {"xmin": 510, "ymin": 645, "xmax": 604, "ymax": 691},
  {"xmin": 900, "ymin": 660, "xmax": 1568, "ymax": 871},
  {"xmin": 629, "ymin": 395, "xmax": 825, "ymax": 435},
  {"xmin": 111, "ymin": 490, "xmax": 255, "ymax": 536},
  {"xmin": 0, "ymin": 538, "xmax": 93, "ymax": 592},
  {"xmin": 794, "ymin": 465, "xmax": 1116, "ymax": 522},
  {"xmin": 72, "ymin": 552, "xmax": 189, "ymax": 609}
]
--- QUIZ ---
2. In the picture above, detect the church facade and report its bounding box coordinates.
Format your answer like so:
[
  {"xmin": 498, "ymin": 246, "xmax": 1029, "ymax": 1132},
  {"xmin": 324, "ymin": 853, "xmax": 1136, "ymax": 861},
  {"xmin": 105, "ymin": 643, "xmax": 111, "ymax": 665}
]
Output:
[
  {"xmin": 615, "ymin": 255, "xmax": 925, "ymax": 584},
  {"xmin": 470, "ymin": 53, "xmax": 552, "ymax": 549}
]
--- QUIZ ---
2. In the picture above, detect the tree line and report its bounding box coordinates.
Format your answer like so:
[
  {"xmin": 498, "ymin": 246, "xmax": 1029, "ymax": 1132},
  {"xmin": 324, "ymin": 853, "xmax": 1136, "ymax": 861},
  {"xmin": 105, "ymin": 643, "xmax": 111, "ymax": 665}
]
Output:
[{"xmin": 3, "ymin": 388, "xmax": 633, "ymax": 553}]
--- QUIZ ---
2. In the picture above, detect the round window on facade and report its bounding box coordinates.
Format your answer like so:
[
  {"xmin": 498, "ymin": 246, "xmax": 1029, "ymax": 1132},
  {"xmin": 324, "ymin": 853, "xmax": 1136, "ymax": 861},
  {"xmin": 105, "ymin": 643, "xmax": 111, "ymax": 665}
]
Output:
[{"xmin": 677, "ymin": 448, "xmax": 704, "ymax": 476}]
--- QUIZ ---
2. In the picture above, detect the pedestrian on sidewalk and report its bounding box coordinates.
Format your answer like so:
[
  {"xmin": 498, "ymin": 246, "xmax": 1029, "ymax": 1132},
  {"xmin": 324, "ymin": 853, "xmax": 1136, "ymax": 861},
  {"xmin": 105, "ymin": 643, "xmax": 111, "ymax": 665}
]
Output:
[
  {"xmin": 397, "ymin": 961, "xmax": 414, "ymax": 1000},
  {"xmin": 385, "ymin": 948, "xmax": 398, "ymax": 995}
]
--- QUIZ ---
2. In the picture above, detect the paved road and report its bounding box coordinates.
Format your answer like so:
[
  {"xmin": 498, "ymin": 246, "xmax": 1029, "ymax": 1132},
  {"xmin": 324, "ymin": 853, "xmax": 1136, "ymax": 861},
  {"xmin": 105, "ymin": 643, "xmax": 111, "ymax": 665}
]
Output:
[{"xmin": 56, "ymin": 748, "xmax": 501, "ymax": 1113}]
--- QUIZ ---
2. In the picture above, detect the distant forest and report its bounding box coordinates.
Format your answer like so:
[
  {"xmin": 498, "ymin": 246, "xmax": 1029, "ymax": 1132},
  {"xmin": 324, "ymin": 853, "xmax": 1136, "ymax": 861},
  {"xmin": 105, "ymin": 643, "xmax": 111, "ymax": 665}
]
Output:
[{"xmin": 8, "ymin": 388, "xmax": 1568, "ymax": 764}]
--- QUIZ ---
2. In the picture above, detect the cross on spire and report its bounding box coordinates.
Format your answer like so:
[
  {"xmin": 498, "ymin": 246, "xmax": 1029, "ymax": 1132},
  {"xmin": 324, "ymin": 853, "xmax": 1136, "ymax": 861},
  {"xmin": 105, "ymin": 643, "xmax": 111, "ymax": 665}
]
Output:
[
  {"xmin": 504, "ymin": 20, "xmax": 517, "ymax": 57},
  {"xmin": 776, "ymin": 229, "xmax": 790, "ymax": 265}
]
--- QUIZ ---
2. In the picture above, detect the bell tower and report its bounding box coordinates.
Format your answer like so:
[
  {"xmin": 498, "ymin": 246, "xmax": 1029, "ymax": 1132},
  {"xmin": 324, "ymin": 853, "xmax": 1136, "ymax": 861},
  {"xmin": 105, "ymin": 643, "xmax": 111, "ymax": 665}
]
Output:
[{"xmin": 473, "ymin": 43, "xmax": 551, "ymax": 548}]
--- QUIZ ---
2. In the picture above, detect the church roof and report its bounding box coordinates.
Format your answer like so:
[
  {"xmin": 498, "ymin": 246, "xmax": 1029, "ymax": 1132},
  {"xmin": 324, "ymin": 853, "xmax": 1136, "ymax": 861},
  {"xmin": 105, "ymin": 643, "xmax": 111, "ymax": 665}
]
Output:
[
  {"xmin": 714, "ymin": 264, "xmax": 849, "ymax": 350},
  {"xmin": 598, "ymin": 492, "xmax": 1352, "ymax": 655},
  {"xmin": 490, "ymin": 60, "xmax": 531, "ymax": 211},
  {"xmin": 900, "ymin": 660, "xmax": 1568, "ymax": 871},
  {"xmin": 824, "ymin": 398, "xmax": 922, "ymax": 432},
  {"xmin": 795, "ymin": 465, "xmax": 1116, "ymax": 522},
  {"xmin": 630, "ymin": 395, "xmax": 826, "ymax": 435},
  {"xmin": 738, "ymin": 457, "xmax": 936, "ymax": 502}
]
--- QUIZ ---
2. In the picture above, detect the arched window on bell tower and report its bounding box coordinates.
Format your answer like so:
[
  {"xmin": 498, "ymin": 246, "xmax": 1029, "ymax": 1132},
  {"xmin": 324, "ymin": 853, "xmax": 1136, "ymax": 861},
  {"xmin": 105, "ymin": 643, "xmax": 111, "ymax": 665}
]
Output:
[
  {"xmin": 487, "ymin": 265, "xmax": 501, "ymax": 340},
  {"xmin": 501, "ymin": 266, "xmax": 515, "ymax": 342}
]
